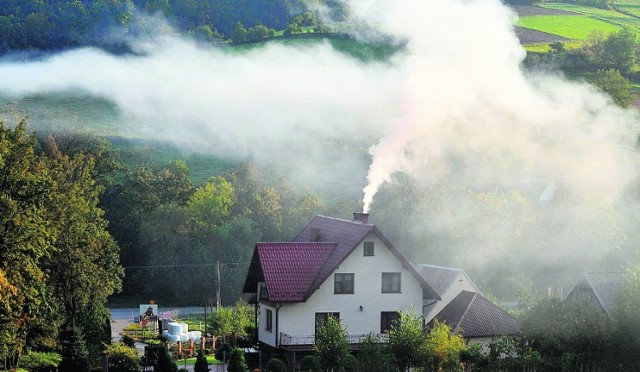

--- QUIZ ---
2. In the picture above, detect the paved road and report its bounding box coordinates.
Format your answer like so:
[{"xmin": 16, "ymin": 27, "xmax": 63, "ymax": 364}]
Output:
[{"xmin": 110, "ymin": 307, "xmax": 205, "ymax": 320}]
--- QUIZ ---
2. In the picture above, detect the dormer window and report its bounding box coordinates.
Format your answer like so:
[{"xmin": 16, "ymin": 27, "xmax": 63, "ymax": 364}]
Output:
[{"xmin": 363, "ymin": 241, "xmax": 374, "ymax": 256}]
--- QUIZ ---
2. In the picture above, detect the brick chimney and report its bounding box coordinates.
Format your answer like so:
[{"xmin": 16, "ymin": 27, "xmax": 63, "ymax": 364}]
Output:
[
  {"xmin": 353, "ymin": 212, "xmax": 369, "ymax": 224},
  {"xmin": 310, "ymin": 227, "xmax": 321, "ymax": 242}
]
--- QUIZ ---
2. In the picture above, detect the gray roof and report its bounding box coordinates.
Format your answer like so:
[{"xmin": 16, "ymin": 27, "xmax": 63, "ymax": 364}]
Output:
[
  {"xmin": 413, "ymin": 264, "xmax": 473, "ymax": 297},
  {"xmin": 431, "ymin": 291, "xmax": 521, "ymax": 338},
  {"xmin": 564, "ymin": 273, "xmax": 626, "ymax": 315}
]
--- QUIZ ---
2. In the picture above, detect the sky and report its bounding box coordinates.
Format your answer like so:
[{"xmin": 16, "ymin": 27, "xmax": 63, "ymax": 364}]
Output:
[{"xmin": 0, "ymin": 0, "xmax": 639, "ymax": 286}]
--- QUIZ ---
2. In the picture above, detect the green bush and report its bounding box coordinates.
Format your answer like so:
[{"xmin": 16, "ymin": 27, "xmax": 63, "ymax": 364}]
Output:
[
  {"xmin": 194, "ymin": 349, "xmax": 209, "ymax": 372},
  {"xmin": 300, "ymin": 355, "xmax": 321, "ymax": 372},
  {"xmin": 18, "ymin": 352, "xmax": 61, "ymax": 371},
  {"xmin": 121, "ymin": 335, "xmax": 136, "ymax": 348},
  {"xmin": 105, "ymin": 343, "xmax": 141, "ymax": 372},
  {"xmin": 227, "ymin": 348, "xmax": 248, "ymax": 372},
  {"xmin": 341, "ymin": 354, "xmax": 357, "ymax": 371},
  {"xmin": 265, "ymin": 357, "xmax": 286, "ymax": 372}
]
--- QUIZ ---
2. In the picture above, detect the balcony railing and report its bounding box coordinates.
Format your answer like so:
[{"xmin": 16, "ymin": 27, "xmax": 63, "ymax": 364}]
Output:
[{"xmin": 279, "ymin": 332, "xmax": 389, "ymax": 346}]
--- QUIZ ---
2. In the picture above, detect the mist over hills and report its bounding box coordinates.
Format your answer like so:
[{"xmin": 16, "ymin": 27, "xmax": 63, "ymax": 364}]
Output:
[{"xmin": 1, "ymin": 0, "xmax": 640, "ymax": 301}]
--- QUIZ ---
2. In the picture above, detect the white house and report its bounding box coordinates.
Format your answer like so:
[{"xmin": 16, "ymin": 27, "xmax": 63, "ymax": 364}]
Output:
[
  {"xmin": 243, "ymin": 213, "xmax": 440, "ymax": 352},
  {"xmin": 243, "ymin": 213, "xmax": 519, "ymax": 356}
]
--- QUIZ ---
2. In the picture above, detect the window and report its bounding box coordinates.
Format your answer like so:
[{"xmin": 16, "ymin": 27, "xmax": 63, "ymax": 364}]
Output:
[
  {"xmin": 364, "ymin": 241, "xmax": 374, "ymax": 256},
  {"xmin": 315, "ymin": 312, "xmax": 340, "ymax": 336},
  {"xmin": 334, "ymin": 273, "xmax": 354, "ymax": 294},
  {"xmin": 259, "ymin": 284, "xmax": 269, "ymax": 301},
  {"xmin": 382, "ymin": 272, "xmax": 401, "ymax": 293},
  {"xmin": 265, "ymin": 309, "xmax": 273, "ymax": 332},
  {"xmin": 380, "ymin": 311, "xmax": 400, "ymax": 333}
]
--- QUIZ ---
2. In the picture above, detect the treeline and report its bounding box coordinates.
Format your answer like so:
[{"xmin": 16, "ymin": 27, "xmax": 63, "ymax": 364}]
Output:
[
  {"xmin": 106, "ymin": 157, "xmax": 340, "ymax": 305},
  {"xmin": 0, "ymin": 122, "xmax": 122, "ymax": 370},
  {"xmin": 526, "ymin": 27, "xmax": 638, "ymax": 107},
  {"xmin": 510, "ymin": 268, "xmax": 640, "ymax": 371},
  {"xmin": 0, "ymin": 119, "xmax": 358, "ymax": 368},
  {"xmin": 0, "ymin": 0, "xmax": 348, "ymax": 53}
]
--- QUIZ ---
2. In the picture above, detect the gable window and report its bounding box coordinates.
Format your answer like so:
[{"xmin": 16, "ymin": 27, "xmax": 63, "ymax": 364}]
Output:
[
  {"xmin": 315, "ymin": 312, "xmax": 340, "ymax": 337},
  {"xmin": 265, "ymin": 309, "xmax": 273, "ymax": 332},
  {"xmin": 363, "ymin": 241, "xmax": 374, "ymax": 256},
  {"xmin": 382, "ymin": 272, "xmax": 401, "ymax": 293},
  {"xmin": 380, "ymin": 311, "xmax": 400, "ymax": 333},
  {"xmin": 334, "ymin": 273, "xmax": 354, "ymax": 294}
]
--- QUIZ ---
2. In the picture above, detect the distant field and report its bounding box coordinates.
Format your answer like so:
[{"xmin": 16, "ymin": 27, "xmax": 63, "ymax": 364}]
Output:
[
  {"xmin": 517, "ymin": 15, "xmax": 621, "ymax": 39},
  {"xmin": 514, "ymin": 2, "xmax": 640, "ymax": 46},
  {"xmin": 613, "ymin": 0, "xmax": 640, "ymax": 18}
]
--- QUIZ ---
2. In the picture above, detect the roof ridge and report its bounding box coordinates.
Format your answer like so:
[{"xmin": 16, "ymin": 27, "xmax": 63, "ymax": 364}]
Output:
[
  {"xmin": 583, "ymin": 273, "xmax": 611, "ymax": 316},
  {"xmin": 414, "ymin": 263, "xmax": 463, "ymax": 272},
  {"xmin": 316, "ymin": 214, "xmax": 374, "ymax": 225},
  {"xmin": 257, "ymin": 241, "xmax": 338, "ymax": 245}
]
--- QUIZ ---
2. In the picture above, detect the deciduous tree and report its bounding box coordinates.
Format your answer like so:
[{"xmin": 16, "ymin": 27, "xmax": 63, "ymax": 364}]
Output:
[
  {"xmin": 314, "ymin": 316, "xmax": 350, "ymax": 371},
  {"xmin": 389, "ymin": 309, "xmax": 427, "ymax": 371}
]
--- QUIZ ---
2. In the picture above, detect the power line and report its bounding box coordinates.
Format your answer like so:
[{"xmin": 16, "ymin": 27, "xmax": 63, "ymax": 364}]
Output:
[{"xmin": 123, "ymin": 261, "xmax": 250, "ymax": 269}]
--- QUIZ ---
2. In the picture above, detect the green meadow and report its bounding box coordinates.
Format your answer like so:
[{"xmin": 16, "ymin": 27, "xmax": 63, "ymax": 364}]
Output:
[
  {"xmin": 517, "ymin": 15, "xmax": 621, "ymax": 40},
  {"xmin": 614, "ymin": 0, "xmax": 640, "ymax": 18},
  {"xmin": 517, "ymin": 1, "xmax": 640, "ymax": 46}
]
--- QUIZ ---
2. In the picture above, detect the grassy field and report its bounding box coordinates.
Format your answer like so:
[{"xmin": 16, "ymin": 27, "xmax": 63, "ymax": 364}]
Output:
[
  {"xmin": 516, "ymin": 1, "xmax": 640, "ymax": 47},
  {"xmin": 614, "ymin": 0, "xmax": 640, "ymax": 17},
  {"xmin": 518, "ymin": 14, "xmax": 621, "ymax": 39},
  {"xmin": 542, "ymin": 2, "xmax": 640, "ymax": 28}
]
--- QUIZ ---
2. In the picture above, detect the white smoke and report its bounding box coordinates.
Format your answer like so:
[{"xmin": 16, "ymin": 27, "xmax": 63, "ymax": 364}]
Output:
[
  {"xmin": 357, "ymin": 0, "xmax": 639, "ymax": 215},
  {"xmin": 0, "ymin": 0, "xmax": 638, "ymax": 280}
]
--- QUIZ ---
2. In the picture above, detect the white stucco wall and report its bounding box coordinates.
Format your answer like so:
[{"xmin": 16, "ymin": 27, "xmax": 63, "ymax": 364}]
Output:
[
  {"xmin": 265, "ymin": 233, "xmax": 423, "ymax": 346},
  {"xmin": 423, "ymin": 271, "xmax": 478, "ymax": 323},
  {"xmin": 467, "ymin": 337, "xmax": 496, "ymax": 351},
  {"xmin": 257, "ymin": 301, "xmax": 277, "ymax": 346}
]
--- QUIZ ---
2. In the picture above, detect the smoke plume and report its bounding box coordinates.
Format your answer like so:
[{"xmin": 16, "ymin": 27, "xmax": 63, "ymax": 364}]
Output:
[{"xmin": 0, "ymin": 0, "xmax": 639, "ymax": 288}]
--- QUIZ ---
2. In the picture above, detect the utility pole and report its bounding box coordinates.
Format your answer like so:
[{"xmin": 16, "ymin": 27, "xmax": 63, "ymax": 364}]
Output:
[{"xmin": 216, "ymin": 261, "xmax": 221, "ymax": 309}]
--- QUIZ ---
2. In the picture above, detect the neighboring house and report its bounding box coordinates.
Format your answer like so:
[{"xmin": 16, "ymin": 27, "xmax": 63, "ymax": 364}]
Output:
[
  {"xmin": 242, "ymin": 213, "xmax": 441, "ymax": 354},
  {"xmin": 429, "ymin": 290, "xmax": 521, "ymax": 346},
  {"xmin": 564, "ymin": 272, "xmax": 626, "ymax": 316},
  {"xmin": 414, "ymin": 264, "xmax": 520, "ymax": 345},
  {"xmin": 414, "ymin": 264, "xmax": 480, "ymax": 323}
]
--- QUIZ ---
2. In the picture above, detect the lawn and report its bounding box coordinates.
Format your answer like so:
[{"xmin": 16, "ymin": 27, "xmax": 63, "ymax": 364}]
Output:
[
  {"xmin": 517, "ymin": 14, "xmax": 622, "ymax": 39},
  {"xmin": 175, "ymin": 355, "xmax": 221, "ymax": 366}
]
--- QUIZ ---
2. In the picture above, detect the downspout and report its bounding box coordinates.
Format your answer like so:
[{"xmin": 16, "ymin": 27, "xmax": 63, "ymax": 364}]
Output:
[
  {"xmin": 422, "ymin": 298, "xmax": 437, "ymax": 324},
  {"xmin": 275, "ymin": 303, "xmax": 283, "ymax": 348},
  {"xmin": 254, "ymin": 300, "xmax": 259, "ymax": 345}
]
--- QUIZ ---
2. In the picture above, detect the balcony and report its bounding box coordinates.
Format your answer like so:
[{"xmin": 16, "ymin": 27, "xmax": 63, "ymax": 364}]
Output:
[{"xmin": 278, "ymin": 332, "xmax": 389, "ymax": 351}]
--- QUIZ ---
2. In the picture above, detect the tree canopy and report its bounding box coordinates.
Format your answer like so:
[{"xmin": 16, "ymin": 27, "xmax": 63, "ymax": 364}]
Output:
[{"xmin": 0, "ymin": 121, "xmax": 123, "ymax": 369}]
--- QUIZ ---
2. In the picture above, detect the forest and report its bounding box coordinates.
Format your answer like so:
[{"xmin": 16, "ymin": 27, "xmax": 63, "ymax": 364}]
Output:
[{"xmin": 0, "ymin": 0, "xmax": 347, "ymax": 52}]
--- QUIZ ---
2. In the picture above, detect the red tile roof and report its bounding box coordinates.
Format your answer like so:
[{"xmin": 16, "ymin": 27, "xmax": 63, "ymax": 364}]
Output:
[{"xmin": 255, "ymin": 242, "xmax": 336, "ymax": 302}]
